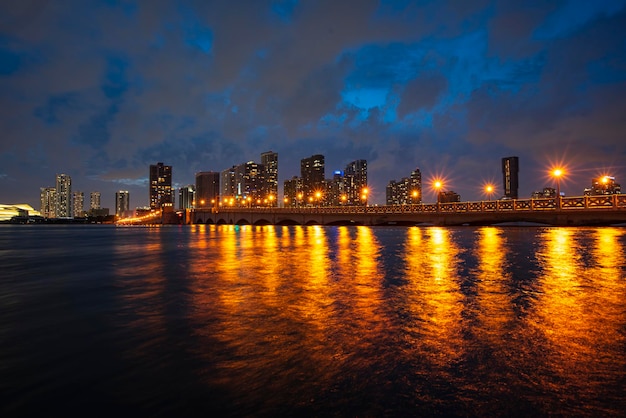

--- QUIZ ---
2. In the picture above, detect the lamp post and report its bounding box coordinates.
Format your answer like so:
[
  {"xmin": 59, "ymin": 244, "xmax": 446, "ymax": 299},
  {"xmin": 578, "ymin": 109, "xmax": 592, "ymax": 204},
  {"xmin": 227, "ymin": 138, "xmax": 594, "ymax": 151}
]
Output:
[
  {"xmin": 552, "ymin": 168, "xmax": 563, "ymax": 208},
  {"xmin": 485, "ymin": 184, "xmax": 494, "ymax": 201},
  {"xmin": 434, "ymin": 180, "xmax": 443, "ymax": 204},
  {"xmin": 361, "ymin": 187, "xmax": 369, "ymax": 207}
]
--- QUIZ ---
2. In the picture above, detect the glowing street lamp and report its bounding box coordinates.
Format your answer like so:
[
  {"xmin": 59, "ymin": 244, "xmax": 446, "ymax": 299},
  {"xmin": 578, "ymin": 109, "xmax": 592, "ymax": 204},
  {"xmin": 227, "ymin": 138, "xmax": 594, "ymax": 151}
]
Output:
[
  {"xmin": 433, "ymin": 180, "xmax": 443, "ymax": 203},
  {"xmin": 361, "ymin": 187, "xmax": 369, "ymax": 206},
  {"xmin": 485, "ymin": 184, "xmax": 494, "ymax": 201},
  {"xmin": 552, "ymin": 168, "xmax": 564, "ymax": 199}
]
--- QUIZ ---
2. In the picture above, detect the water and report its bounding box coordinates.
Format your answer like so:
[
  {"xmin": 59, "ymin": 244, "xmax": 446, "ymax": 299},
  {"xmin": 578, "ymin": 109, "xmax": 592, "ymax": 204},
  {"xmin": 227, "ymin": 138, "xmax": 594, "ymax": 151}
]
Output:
[{"xmin": 1, "ymin": 224, "xmax": 625, "ymax": 417}]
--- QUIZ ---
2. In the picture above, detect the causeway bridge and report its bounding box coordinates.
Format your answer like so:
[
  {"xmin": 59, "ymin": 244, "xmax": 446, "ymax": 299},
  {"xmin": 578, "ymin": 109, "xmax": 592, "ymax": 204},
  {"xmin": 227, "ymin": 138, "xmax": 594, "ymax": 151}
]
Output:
[{"xmin": 184, "ymin": 195, "xmax": 626, "ymax": 227}]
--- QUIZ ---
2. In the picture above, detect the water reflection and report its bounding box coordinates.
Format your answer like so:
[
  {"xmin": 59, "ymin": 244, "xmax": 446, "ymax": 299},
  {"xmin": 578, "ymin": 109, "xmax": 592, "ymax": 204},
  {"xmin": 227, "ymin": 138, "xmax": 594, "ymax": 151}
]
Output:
[
  {"xmin": 404, "ymin": 227, "xmax": 464, "ymax": 368},
  {"xmin": 530, "ymin": 227, "xmax": 626, "ymax": 413}
]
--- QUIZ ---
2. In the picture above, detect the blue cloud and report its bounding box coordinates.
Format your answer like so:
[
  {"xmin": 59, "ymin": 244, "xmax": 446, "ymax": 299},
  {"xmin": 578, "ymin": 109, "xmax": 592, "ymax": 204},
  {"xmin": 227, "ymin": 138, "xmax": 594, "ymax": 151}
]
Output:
[
  {"xmin": 179, "ymin": 6, "xmax": 213, "ymax": 54},
  {"xmin": 102, "ymin": 55, "xmax": 130, "ymax": 99},
  {"xmin": 534, "ymin": 0, "xmax": 626, "ymax": 39},
  {"xmin": 271, "ymin": 0, "xmax": 298, "ymax": 23},
  {"xmin": 33, "ymin": 93, "xmax": 83, "ymax": 125}
]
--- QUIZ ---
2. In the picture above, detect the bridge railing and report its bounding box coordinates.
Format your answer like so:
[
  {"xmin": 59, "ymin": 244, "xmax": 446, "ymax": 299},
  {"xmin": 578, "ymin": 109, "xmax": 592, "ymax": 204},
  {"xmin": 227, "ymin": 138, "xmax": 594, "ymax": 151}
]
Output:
[{"xmin": 196, "ymin": 195, "xmax": 626, "ymax": 215}]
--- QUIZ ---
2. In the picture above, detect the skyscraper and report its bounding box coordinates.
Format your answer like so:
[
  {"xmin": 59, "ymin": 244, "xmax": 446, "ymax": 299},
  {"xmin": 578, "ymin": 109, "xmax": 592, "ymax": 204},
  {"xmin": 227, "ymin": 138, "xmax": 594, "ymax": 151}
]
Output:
[
  {"xmin": 115, "ymin": 191, "xmax": 130, "ymax": 216},
  {"xmin": 90, "ymin": 192, "xmax": 101, "ymax": 210},
  {"xmin": 178, "ymin": 185, "xmax": 196, "ymax": 209},
  {"xmin": 502, "ymin": 156, "xmax": 519, "ymax": 199},
  {"xmin": 344, "ymin": 159, "xmax": 367, "ymax": 205},
  {"xmin": 221, "ymin": 166, "xmax": 238, "ymax": 203},
  {"xmin": 261, "ymin": 151, "xmax": 278, "ymax": 206},
  {"xmin": 195, "ymin": 172, "xmax": 219, "ymax": 207},
  {"xmin": 301, "ymin": 154, "xmax": 325, "ymax": 204},
  {"xmin": 73, "ymin": 191, "xmax": 84, "ymax": 217},
  {"xmin": 149, "ymin": 162, "xmax": 173, "ymax": 210},
  {"xmin": 40, "ymin": 187, "xmax": 56, "ymax": 218},
  {"xmin": 55, "ymin": 174, "xmax": 72, "ymax": 218}
]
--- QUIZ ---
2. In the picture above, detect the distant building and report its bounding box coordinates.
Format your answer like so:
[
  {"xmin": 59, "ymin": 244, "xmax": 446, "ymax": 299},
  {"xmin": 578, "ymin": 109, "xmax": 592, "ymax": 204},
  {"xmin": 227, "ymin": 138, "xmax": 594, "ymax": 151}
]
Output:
[
  {"xmin": 56, "ymin": 174, "xmax": 72, "ymax": 218},
  {"xmin": 439, "ymin": 190, "xmax": 461, "ymax": 203},
  {"xmin": 301, "ymin": 154, "xmax": 325, "ymax": 205},
  {"xmin": 90, "ymin": 192, "xmax": 101, "ymax": 210},
  {"xmin": 149, "ymin": 162, "xmax": 173, "ymax": 211},
  {"xmin": 386, "ymin": 168, "xmax": 422, "ymax": 205},
  {"xmin": 261, "ymin": 151, "xmax": 278, "ymax": 206},
  {"xmin": 283, "ymin": 176, "xmax": 303, "ymax": 207},
  {"xmin": 326, "ymin": 170, "xmax": 346, "ymax": 206},
  {"xmin": 196, "ymin": 171, "xmax": 220, "ymax": 207},
  {"xmin": 502, "ymin": 156, "xmax": 519, "ymax": 199},
  {"xmin": 344, "ymin": 159, "xmax": 368, "ymax": 205},
  {"xmin": 532, "ymin": 187, "xmax": 557, "ymax": 198},
  {"xmin": 220, "ymin": 166, "xmax": 238, "ymax": 204},
  {"xmin": 235, "ymin": 161, "xmax": 265, "ymax": 204},
  {"xmin": 40, "ymin": 187, "xmax": 56, "ymax": 218},
  {"xmin": 73, "ymin": 191, "xmax": 84, "ymax": 217},
  {"xmin": 116, "ymin": 191, "xmax": 130, "ymax": 216},
  {"xmin": 178, "ymin": 185, "xmax": 196, "ymax": 209},
  {"xmin": 584, "ymin": 176, "xmax": 621, "ymax": 196}
]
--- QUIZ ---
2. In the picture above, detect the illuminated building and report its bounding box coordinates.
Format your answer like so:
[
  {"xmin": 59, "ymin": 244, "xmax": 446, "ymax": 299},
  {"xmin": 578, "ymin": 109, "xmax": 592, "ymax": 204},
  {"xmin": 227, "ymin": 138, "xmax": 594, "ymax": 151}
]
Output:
[
  {"xmin": 90, "ymin": 192, "xmax": 101, "ymax": 210},
  {"xmin": 584, "ymin": 176, "xmax": 621, "ymax": 196},
  {"xmin": 196, "ymin": 172, "xmax": 219, "ymax": 208},
  {"xmin": 261, "ymin": 151, "xmax": 278, "ymax": 206},
  {"xmin": 386, "ymin": 168, "xmax": 422, "ymax": 205},
  {"xmin": 283, "ymin": 176, "xmax": 302, "ymax": 207},
  {"xmin": 56, "ymin": 174, "xmax": 72, "ymax": 218},
  {"xmin": 301, "ymin": 154, "xmax": 325, "ymax": 205},
  {"xmin": 149, "ymin": 162, "xmax": 173, "ymax": 211},
  {"xmin": 40, "ymin": 187, "xmax": 56, "ymax": 218},
  {"xmin": 502, "ymin": 156, "xmax": 519, "ymax": 199},
  {"xmin": 326, "ymin": 170, "xmax": 345, "ymax": 206},
  {"xmin": 344, "ymin": 159, "xmax": 367, "ymax": 206},
  {"xmin": 439, "ymin": 190, "xmax": 461, "ymax": 203},
  {"xmin": 235, "ymin": 161, "xmax": 265, "ymax": 203},
  {"xmin": 73, "ymin": 191, "xmax": 84, "ymax": 217},
  {"xmin": 116, "ymin": 191, "xmax": 130, "ymax": 216},
  {"xmin": 532, "ymin": 187, "xmax": 557, "ymax": 198},
  {"xmin": 220, "ymin": 166, "xmax": 237, "ymax": 203},
  {"xmin": 179, "ymin": 185, "xmax": 196, "ymax": 209}
]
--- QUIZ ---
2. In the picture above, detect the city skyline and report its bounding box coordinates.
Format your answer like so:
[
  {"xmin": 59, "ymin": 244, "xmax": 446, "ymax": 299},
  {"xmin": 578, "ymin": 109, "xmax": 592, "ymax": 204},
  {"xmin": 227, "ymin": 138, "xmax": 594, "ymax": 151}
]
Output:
[{"xmin": 2, "ymin": 1, "xmax": 626, "ymax": 209}]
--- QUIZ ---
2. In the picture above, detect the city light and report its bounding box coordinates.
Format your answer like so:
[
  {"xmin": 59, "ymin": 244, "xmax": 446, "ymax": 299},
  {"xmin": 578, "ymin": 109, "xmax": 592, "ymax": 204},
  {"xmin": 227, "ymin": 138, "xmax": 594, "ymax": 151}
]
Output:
[{"xmin": 485, "ymin": 184, "xmax": 494, "ymax": 201}]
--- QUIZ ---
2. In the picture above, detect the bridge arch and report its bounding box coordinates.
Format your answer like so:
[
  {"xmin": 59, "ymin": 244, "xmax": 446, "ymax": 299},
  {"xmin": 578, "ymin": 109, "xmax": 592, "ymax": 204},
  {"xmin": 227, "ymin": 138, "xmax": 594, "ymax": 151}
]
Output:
[
  {"xmin": 236, "ymin": 218, "xmax": 250, "ymax": 225},
  {"xmin": 253, "ymin": 218, "xmax": 272, "ymax": 225}
]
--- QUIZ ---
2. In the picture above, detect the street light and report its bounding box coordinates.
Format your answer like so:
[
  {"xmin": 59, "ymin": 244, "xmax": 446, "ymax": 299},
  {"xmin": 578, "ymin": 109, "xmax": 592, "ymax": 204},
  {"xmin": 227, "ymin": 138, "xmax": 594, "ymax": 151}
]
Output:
[
  {"xmin": 552, "ymin": 168, "xmax": 564, "ymax": 197},
  {"xmin": 485, "ymin": 184, "xmax": 494, "ymax": 201},
  {"xmin": 433, "ymin": 180, "xmax": 443, "ymax": 203},
  {"xmin": 361, "ymin": 187, "xmax": 369, "ymax": 206}
]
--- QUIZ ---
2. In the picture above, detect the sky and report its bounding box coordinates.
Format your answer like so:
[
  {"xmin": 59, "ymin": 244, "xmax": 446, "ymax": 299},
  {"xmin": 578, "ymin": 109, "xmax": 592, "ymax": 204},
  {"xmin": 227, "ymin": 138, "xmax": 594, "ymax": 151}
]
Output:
[{"xmin": 1, "ymin": 0, "xmax": 626, "ymax": 209}]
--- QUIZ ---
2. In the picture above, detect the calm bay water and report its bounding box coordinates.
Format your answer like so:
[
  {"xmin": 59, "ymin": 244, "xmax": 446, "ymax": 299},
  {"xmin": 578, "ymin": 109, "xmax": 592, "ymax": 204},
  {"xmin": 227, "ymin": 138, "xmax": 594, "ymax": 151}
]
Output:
[{"xmin": 1, "ymin": 224, "xmax": 625, "ymax": 417}]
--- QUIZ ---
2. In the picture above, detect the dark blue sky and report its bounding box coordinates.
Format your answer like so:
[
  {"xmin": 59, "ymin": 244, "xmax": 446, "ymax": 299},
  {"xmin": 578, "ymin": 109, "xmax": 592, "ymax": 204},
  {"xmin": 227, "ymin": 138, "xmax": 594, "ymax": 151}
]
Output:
[{"xmin": 2, "ymin": 0, "xmax": 626, "ymax": 208}]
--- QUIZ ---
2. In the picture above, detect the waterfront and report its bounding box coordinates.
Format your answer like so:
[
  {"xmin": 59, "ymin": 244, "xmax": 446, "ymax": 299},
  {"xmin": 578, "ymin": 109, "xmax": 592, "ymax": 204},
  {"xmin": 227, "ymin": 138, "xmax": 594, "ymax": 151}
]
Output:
[{"xmin": 1, "ymin": 224, "xmax": 625, "ymax": 416}]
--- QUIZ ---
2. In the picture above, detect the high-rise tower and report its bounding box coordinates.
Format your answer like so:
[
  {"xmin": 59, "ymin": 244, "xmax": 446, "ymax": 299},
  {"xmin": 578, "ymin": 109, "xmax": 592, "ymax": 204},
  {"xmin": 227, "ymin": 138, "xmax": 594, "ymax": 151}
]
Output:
[
  {"xmin": 55, "ymin": 174, "xmax": 72, "ymax": 218},
  {"xmin": 195, "ymin": 172, "xmax": 219, "ymax": 208},
  {"xmin": 149, "ymin": 162, "xmax": 173, "ymax": 210},
  {"xmin": 301, "ymin": 154, "xmax": 325, "ymax": 204},
  {"xmin": 116, "ymin": 191, "xmax": 130, "ymax": 216},
  {"xmin": 502, "ymin": 156, "xmax": 519, "ymax": 199},
  {"xmin": 261, "ymin": 151, "xmax": 278, "ymax": 206}
]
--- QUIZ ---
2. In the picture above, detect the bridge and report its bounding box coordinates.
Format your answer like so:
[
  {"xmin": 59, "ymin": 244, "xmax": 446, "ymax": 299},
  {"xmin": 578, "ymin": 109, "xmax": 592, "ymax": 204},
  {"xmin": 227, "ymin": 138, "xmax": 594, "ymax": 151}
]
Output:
[{"xmin": 180, "ymin": 195, "xmax": 626, "ymax": 227}]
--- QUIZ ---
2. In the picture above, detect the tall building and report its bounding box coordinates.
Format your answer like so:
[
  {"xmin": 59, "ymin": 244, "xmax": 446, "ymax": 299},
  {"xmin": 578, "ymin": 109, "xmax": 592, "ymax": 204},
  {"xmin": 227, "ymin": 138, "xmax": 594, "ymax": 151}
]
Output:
[
  {"xmin": 344, "ymin": 159, "xmax": 368, "ymax": 205},
  {"xmin": 149, "ymin": 162, "xmax": 173, "ymax": 210},
  {"xmin": 178, "ymin": 185, "xmax": 195, "ymax": 209},
  {"xmin": 301, "ymin": 154, "xmax": 325, "ymax": 204},
  {"xmin": 235, "ymin": 161, "xmax": 265, "ymax": 204},
  {"xmin": 220, "ymin": 165, "xmax": 238, "ymax": 203},
  {"xmin": 326, "ymin": 170, "xmax": 346, "ymax": 206},
  {"xmin": 261, "ymin": 151, "xmax": 278, "ymax": 206},
  {"xmin": 73, "ymin": 191, "xmax": 84, "ymax": 217},
  {"xmin": 195, "ymin": 172, "xmax": 219, "ymax": 207},
  {"xmin": 502, "ymin": 156, "xmax": 519, "ymax": 199},
  {"xmin": 40, "ymin": 187, "xmax": 56, "ymax": 218},
  {"xmin": 115, "ymin": 191, "xmax": 130, "ymax": 216},
  {"xmin": 55, "ymin": 174, "xmax": 72, "ymax": 218},
  {"xmin": 283, "ymin": 176, "xmax": 303, "ymax": 207},
  {"xmin": 584, "ymin": 176, "xmax": 621, "ymax": 196},
  {"xmin": 90, "ymin": 192, "xmax": 101, "ymax": 210},
  {"xmin": 385, "ymin": 168, "xmax": 422, "ymax": 205}
]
